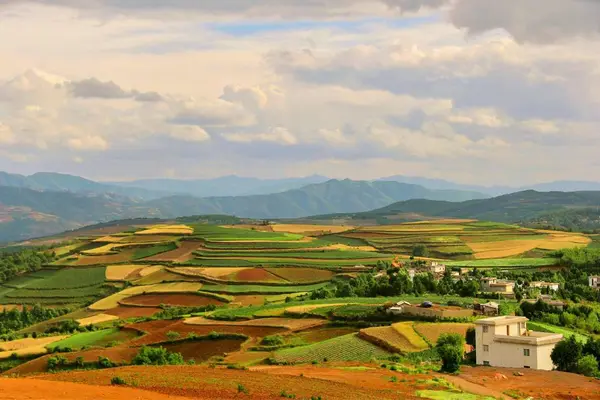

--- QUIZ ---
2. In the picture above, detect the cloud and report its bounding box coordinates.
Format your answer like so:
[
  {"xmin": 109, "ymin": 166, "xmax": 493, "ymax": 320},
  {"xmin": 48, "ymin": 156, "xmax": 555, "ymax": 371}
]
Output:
[
  {"xmin": 223, "ymin": 127, "xmax": 298, "ymax": 145},
  {"xmin": 168, "ymin": 125, "xmax": 210, "ymax": 142},
  {"xmin": 0, "ymin": 122, "xmax": 15, "ymax": 144},
  {"xmin": 67, "ymin": 135, "xmax": 109, "ymax": 151},
  {"xmin": 68, "ymin": 78, "xmax": 130, "ymax": 99},
  {"xmin": 450, "ymin": 0, "xmax": 600, "ymax": 44},
  {"xmin": 170, "ymin": 97, "xmax": 256, "ymax": 128}
]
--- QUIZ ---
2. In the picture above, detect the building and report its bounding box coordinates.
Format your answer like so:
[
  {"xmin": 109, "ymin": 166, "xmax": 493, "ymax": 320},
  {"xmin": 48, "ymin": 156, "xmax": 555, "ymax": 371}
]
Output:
[
  {"xmin": 475, "ymin": 301, "xmax": 499, "ymax": 316},
  {"xmin": 590, "ymin": 276, "xmax": 600, "ymax": 290},
  {"xmin": 530, "ymin": 281, "xmax": 560, "ymax": 292},
  {"xmin": 429, "ymin": 261, "xmax": 446, "ymax": 275},
  {"xmin": 481, "ymin": 277, "xmax": 515, "ymax": 294},
  {"xmin": 475, "ymin": 316, "xmax": 563, "ymax": 370},
  {"xmin": 386, "ymin": 301, "xmax": 411, "ymax": 315}
]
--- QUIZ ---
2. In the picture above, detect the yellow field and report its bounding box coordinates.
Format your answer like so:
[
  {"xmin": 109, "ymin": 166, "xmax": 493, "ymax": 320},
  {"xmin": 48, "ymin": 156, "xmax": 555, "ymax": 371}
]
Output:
[
  {"xmin": 466, "ymin": 231, "xmax": 591, "ymax": 259},
  {"xmin": 325, "ymin": 243, "xmax": 378, "ymax": 252},
  {"xmin": 391, "ymin": 322, "xmax": 429, "ymax": 350},
  {"xmin": 413, "ymin": 323, "xmax": 474, "ymax": 344},
  {"xmin": 359, "ymin": 325, "xmax": 425, "ymax": 353},
  {"xmin": 53, "ymin": 243, "xmax": 82, "ymax": 256},
  {"xmin": 81, "ymin": 244, "xmax": 118, "ymax": 255},
  {"xmin": 144, "ymin": 282, "xmax": 203, "ymax": 293},
  {"xmin": 76, "ymin": 314, "xmax": 119, "ymax": 326},
  {"xmin": 105, "ymin": 265, "xmax": 163, "ymax": 281},
  {"xmin": 139, "ymin": 266, "xmax": 164, "ymax": 277},
  {"xmin": 92, "ymin": 236, "xmax": 125, "ymax": 243},
  {"xmin": 172, "ymin": 267, "xmax": 249, "ymax": 278},
  {"xmin": 135, "ymin": 224, "xmax": 193, "ymax": 235},
  {"xmin": 184, "ymin": 317, "xmax": 326, "ymax": 331},
  {"xmin": 0, "ymin": 335, "xmax": 69, "ymax": 360},
  {"xmin": 271, "ymin": 224, "xmax": 354, "ymax": 234},
  {"xmin": 284, "ymin": 303, "xmax": 350, "ymax": 315}
]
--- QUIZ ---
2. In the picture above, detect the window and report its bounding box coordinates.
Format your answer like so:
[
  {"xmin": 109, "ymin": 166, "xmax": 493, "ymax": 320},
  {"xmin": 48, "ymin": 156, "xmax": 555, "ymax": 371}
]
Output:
[
  {"xmin": 483, "ymin": 326, "xmax": 489, "ymax": 333},
  {"xmin": 483, "ymin": 361, "xmax": 490, "ymax": 366},
  {"xmin": 483, "ymin": 345, "xmax": 489, "ymax": 352},
  {"xmin": 524, "ymin": 366, "xmax": 531, "ymax": 369},
  {"xmin": 524, "ymin": 349, "xmax": 530, "ymax": 357}
]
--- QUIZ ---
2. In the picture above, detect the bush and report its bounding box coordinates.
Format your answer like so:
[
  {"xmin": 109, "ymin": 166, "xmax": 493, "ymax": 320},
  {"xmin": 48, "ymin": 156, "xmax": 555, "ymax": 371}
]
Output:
[
  {"xmin": 551, "ymin": 336, "xmax": 582, "ymax": 372},
  {"xmin": 166, "ymin": 331, "xmax": 181, "ymax": 342},
  {"xmin": 132, "ymin": 346, "xmax": 185, "ymax": 366},
  {"xmin": 98, "ymin": 356, "xmax": 114, "ymax": 369},
  {"xmin": 465, "ymin": 327, "xmax": 476, "ymax": 346},
  {"xmin": 111, "ymin": 376, "xmax": 127, "ymax": 386},
  {"xmin": 261, "ymin": 335, "xmax": 285, "ymax": 346},
  {"xmin": 577, "ymin": 355, "xmax": 600, "ymax": 377},
  {"xmin": 74, "ymin": 356, "xmax": 85, "ymax": 368},
  {"xmin": 47, "ymin": 355, "xmax": 67, "ymax": 371},
  {"xmin": 237, "ymin": 383, "xmax": 248, "ymax": 394},
  {"xmin": 435, "ymin": 333, "xmax": 465, "ymax": 373}
]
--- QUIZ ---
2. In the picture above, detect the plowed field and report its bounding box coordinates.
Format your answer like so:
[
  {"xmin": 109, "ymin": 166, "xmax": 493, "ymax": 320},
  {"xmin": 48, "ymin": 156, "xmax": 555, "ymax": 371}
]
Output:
[
  {"xmin": 157, "ymin": 339, "xmax": 245, "ymax": 362},
  {"xmin": 266, "ymin": 268, "xmax": 334, "ymax": 282},
  {"xmin": 105, "ymin": 306, "xmax": 161, "ymax": 318},
  {"xmin": 414, "ymin": 323, "xmax": 475, "ymax": 344},
  {"xmin": 185, "ymin": 317, "xmax": 326, "ymax": 331},
  {"xmin": 144, "ymin": 241, "xmax": 204, "ymax": 262},
  {"xmin": 120, "ymin": 293, "xmax": 225, "ymax": 307}
]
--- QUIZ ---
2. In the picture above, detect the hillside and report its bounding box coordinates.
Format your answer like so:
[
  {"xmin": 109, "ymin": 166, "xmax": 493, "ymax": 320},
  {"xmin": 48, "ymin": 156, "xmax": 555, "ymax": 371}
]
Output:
[
  {"xmin": 308, "ymin": 190, "xmax": 600, "ymax": 228},
  {"xmin": 0, "ymin": 180, "xmax": 486, "ymax": 242}
]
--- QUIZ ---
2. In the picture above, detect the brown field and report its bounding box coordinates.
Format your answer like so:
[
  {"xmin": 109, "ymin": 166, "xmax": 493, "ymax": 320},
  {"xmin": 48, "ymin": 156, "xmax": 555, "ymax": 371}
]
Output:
[
  {"xmin": 232, "ymin": 295, "xmax": 267, "ymax": 306},
  {"xmin": 144, "ymin": 241, "xmax": 204, "ymax": 262},
  {"xmin": 233, "ymin": 268, "xmax": 287, "ymax": 283},
  {"xmin": 128, "ymin": 320, "xmax": 285, "ymax": 346},
  {"xmin": 76, "ymin": 313, "xmax": 119, "ymax": 326},
  {"xmin": 185, "ymin": 317, "xmax": 326, "ymax": 331},
  {"xmin": 0, "ymin": 335, "xmax": 68, "ymax": 353},
  {"xmin": 105, "ymin": 306, "xmax": 161, "ymax": 319},
  {"xmin": 32, "ymin": 364, "xmax": 430, "ymax": 400},
  {"xmin": 72, "ymin": 249, "xmax": 137, "ymax": 266},
  {"xmin": 413, "ymin": 322, "xmax": 475, "ymax": 344},
  {"xmin": 92, "ymin": 236, "xmax": 125, "ymax": 243},
  {"xmin": 271, "ymin": 224, "xmax": 354, "ymax": 234},
  {"xmin": 89, "ymin": 282, "xmax": 202, "ymax": 311},
  {"xmin": 359, "ymin": 325, "xmax": 424, "ymax": 353},
  {"xmin": 105, "ymin": 265, "xmax": 157, "ymax": 281},
  {"xmin": 120, "ymin": 293, "xmax": 225, "ymax": 308},
  {"xmin": 294, "ymin": 326, "xmax": 360, "ymax": 343},
  {"xmin": 266, "ymin": 268, "xmax": 335, "ymax": 283},
  {"xmin": 158, "ymin": 339, "xmax": 245, "ymax": 362}
]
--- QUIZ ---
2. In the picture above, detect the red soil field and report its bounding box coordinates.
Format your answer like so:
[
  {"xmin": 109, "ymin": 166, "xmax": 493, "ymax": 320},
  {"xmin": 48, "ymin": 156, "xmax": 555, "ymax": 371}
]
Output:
[
  {"xmin": 38, "ymin": 365, "xmax": 422, "ymax": 400},
  {"xmin": 105, "ymin": 306, "xmax": 162, "ymax": 318},
  {"xmin": 145, "ymin": 241, "xmax": 204, "ymax": 262},
  {"xmin": 119, "ymin": 294, "xmax": 225, "ymax": 308},
  {"xmin": 456, "ymin": 366, "xmax": 600, "ymax": 400},
  {"xmin": 234, "ymin": 268, "xmax": 284, "ymax": 282},
  {"xmin": 267, "ymin": 268, "xmax": 334, "ymax": 283},
  {"xmin": 0, "ymin": 378, "xmax": 193, "ymax": 400},
  {"xmin": 157, "ymin": 339, "xmax": 245, "ymax": 362},
  {"xmin": 127, "ymin": 320, "xmax": 286, "ymax": 346}
]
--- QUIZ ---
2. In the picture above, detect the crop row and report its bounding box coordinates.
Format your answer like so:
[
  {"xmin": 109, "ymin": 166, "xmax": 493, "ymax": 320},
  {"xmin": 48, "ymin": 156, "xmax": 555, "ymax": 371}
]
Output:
[
  {"xmin": 190, "ymin": 225, "xmax": 303, "ymax": 241},
  {"xmin": 179, "ymin": 258, "xmax": 382, "ymax": 267},
  {"xmin": 200, "ymin": 282, "xmax": 329, "ymax": 294},
  {"xmin": 193, "ymin": 250, "xmax": 386, "ymax": 259}
]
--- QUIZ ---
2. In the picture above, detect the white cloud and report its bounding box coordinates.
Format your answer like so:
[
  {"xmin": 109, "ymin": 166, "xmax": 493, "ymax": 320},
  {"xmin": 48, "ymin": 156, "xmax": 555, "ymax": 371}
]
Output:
[
  {"xmin": 223, "ymin": 127, "xmax": 298, "ymax": 145},
  {"xmin": 0, "ymin": 122, "xmax": 15, "ymax": 144},
  {"xmin": 67, "ymin": 135, "xmax": 109, "ymax": 151},
  {"xmin": 168, "ymin": 125, "xmax": 210, "ymax": 142}
]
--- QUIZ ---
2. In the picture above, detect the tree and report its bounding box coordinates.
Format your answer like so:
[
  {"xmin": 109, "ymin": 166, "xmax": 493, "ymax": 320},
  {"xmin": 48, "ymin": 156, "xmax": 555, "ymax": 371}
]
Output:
[
  {"xmin": 551, "ymin": 336, "xmax": 583, "ymax": 372},
  {"xmin": 436, "ymin": 333, "xmax": 465, "ymax": 373},
  {"xmin": 465, "ymin": 327, "xmax": 476, "ymax": 347},
  {"xmin": 583, "ymin": 337, "xmax": 600, "ymax": 364},
  {"xmin": 166, "ymin": 331, "xmax": 181, "ymax": 342},
  {"xmin": 412, "ymin": 244, "xmax": 429, "ymax": 257},
  {"xmin": 577, "ymin": 354, "xmax": 600, "ymax": 377}
]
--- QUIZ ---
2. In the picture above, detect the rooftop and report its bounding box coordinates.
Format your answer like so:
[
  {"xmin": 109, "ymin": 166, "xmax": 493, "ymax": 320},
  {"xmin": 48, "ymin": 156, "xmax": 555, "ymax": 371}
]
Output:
[
  {"xmin": 475, "ymin": 316, "xmax": 528, "ymax": 326},
  {"xmin": 494, "ymin": 332, "xmax": 563, "ymax": 346}
]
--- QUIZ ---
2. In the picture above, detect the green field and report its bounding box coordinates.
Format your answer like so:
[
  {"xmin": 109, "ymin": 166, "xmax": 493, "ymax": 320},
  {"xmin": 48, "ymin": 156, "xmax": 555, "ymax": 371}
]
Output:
[
  {"xmin": 272, "ymin": 333, "xmax": 391, "ymax": 363},
  {"xmin": 132, "ymin": 243, "xmax": 177, "ymax": 260},
  {"xmin": 191, "ymin": 225, "xmax": 303, "ymax": 241},
  {"xmin": 46, "ymin": 328, "xmax": 136, "ymax": 350},
  {"xmin": 527, "ymin": 322, "xmax": 590, "ymax": 343},
  {"xmin": 445, "ymin": 258, "xmax": 557, "ymax": 268},
  {"xmin": 24, "ymin": 267, "xmax": 106, "ymax": 289},
  {"xmin": 194, "ymin": 250, "xmax": 387, "ymax": 259},
  {"xmin": 200, "ymin": 282, "xmax": 329, "ymax": 295},
  {"xmin": 180, "ymin": 258, "xmax": 381, "ymax": 267}
]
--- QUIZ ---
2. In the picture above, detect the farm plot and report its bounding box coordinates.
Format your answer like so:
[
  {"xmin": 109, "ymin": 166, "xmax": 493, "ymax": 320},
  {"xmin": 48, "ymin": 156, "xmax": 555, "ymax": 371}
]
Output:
[
  {"xmin": 185, "ymin": 317, "xmax": 326, "ymax": 331},
  {"xmin": 132, "ymin": 268, "xmax": 204, "ymax": 285},
  {"xmin": 143, "ymin": 241, "xmax": 203, "ymax": 262},
  {"xmin": 46, "ymin": 328, "xmax": 139, "ymax": 350},
  {"xmin": 191, "ymin": 225, "xmax": 304, "ymax": 242},
  {"xmin": 445, "ymin": 258, "xmax": 557, "ymax": 268},
  {"xmin": 25, "ymin": 267, "xmax": 105, "ymax": 289},
  {"xmin": 135, "ymin": 224, "xmax": 193, "ymax": 235},
  {"xmin": 413, "ymin": 323, "xmax": 474, "ymax": 345},
  {"xmin": 104, "ymin": 306, "xmax": 162, "ymax": 319},
  {"xmin": 359, "ymin": 323, "xmax": 428, "ymax": 354},
  {"xmin": 89, "ymin": 282, "xmax": 203, "ymax": 311},
  {"xmin": 76, "ymin": 313, "xmax": 119, "ymax": 326},
  {"xmin": 200, "ymin": 282, "xmax": 329, "ymax": 295},
  {"xmin": 156, "ymin": 338, "xmax": 245, "ymax": 362},
  {"xmin": 70, "ymin": 249, "xmax": 138, "ymax": 266},
  {"xmin": 105, "ymin": 265, "xmax": 162, "ymax": 281},
  {"xmin": 272, "ymin": 333, "xmax": 391, "ymax": 363},
  {"xmin": 119, "ymin": 293, "xmax": 226, "ymax": 308},
  {"xmin": 0, "ymin": 336, "xmax": 69, "ymax": 360}
]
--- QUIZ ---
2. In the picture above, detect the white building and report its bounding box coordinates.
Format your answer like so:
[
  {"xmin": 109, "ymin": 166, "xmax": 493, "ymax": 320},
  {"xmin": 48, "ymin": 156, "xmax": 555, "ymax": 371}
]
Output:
[
  {"xmin": 530, "ymin": 281, "xmax": 560, "ymax": 292},
  {"xmin": 429, "ymin": 261, "xmax": 446, "ymax": 274},
  {"xmin": 481, "ymin": 277, "xmax": 515, "ymax": 294},
  {"xmin": 475, "ymin": 316, "xmax": 563, "ymax": 371},
  {"xmin": 590, "ymin": 276, "xmax": 600, "ymax": 290}
]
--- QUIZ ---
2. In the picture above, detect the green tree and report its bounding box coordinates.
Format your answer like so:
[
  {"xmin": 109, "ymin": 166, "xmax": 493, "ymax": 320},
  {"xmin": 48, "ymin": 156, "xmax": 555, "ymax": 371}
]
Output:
[
  {"xmin": 577, "ymin": 355, "xmax": 600, "ymax": 377},
  {"xmin": 166, "ymin": 331, "xmax": 181, "ymax": 342},
  {"xmin": 436, "ymin": 333, "xmax": 465, "ymax": 373},
  {"xmin": 412, "ymin": 244, "xmax": 429, "ymax": 257},
  {"xmin": 551, "ymin": 336, "xmax": 583, "ymax": 372},
  {"xmin": 465, "ymin": 327, "xmax": 476, "ymax": 347}
]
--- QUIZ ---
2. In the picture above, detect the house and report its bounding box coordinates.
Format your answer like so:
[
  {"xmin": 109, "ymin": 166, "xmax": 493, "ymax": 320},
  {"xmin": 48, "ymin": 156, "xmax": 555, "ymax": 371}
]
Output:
[
  {"xmin": 429, "ymin": 261, "xmax": 446, "ymax": 275},
  {"xmin": 475, "ymin": 316, "xmax": 563, "ymax": 371},
  {"xmin": 481, "ymin": 277, "xmax": 515, "ymax": 294},
  {"xmin": 589, "ymin": 276, "xmax": 600, "ymax": 290},
  {"xmin": 386, "ymin": 301, "xmax": 411, "ymax": 315},
  {"xmin": 480, "ymin": 302, "xmax": 500, "ymax": 316},
  {"xmin": 530, "ymin": 281, "xmax": 560, "ymax": 292}
]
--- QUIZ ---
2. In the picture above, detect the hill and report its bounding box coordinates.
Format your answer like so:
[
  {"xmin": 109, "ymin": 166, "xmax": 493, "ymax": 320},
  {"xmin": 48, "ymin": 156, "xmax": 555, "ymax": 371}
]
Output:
[
  {"xmin": 0, "ymin": 180, "xmax": 486, "ymax": 242},
  {"xmin": 308, "ymin": 190, "xmax": 600, "ymax": 228}
]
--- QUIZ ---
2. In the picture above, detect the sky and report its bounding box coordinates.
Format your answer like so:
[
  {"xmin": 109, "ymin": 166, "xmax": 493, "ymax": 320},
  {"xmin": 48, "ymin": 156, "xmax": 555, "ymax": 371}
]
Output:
[{"xmin": 0, "ymin": 0, "xmax": 599, "ymax": 185}]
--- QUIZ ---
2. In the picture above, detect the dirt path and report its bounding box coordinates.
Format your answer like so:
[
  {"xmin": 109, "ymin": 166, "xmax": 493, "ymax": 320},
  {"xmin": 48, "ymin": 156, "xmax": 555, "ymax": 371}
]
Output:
[
  {"xmin": 442, "ymin": 374, "xmax": 509, "ymax": 399},
  {"xmin": 0, "ymin": 378, "xmax": 193, "ymax": 400}
]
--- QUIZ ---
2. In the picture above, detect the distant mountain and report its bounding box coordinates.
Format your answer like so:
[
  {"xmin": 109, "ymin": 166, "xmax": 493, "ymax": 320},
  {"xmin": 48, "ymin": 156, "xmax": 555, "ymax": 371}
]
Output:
[
  {"xmin": 105, "ymin": 175, "xmax": 331, "ymax": 197},
  {"xmin": 0, "ymin": 172, "xmax": 170, "ymax": 200},
  {"xmin": 311, "ymin": 190, "xmax": 600, "ymax": 227},
  {"xmin": 380, "ymin": 175, "xmax": 600, "ymax": 196},
  {"xmin": 0, "ymin": 179, "xmax": 487, "ymax": 242}
]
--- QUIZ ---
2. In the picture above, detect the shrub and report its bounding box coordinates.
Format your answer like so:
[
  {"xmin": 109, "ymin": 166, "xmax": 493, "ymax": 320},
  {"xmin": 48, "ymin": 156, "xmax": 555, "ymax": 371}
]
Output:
[
  {"xmin": 166, "ymin": 331, "xmax": 181, "ymax": 342},
  {"xmin": 97, "ymin": 356, "xmax": 114, "ymax": 369},
  {"xmin": 280, "ymin": 390, "xmax": 296, "ymax": 398},
  {"xmin": 551, "ymin": 336, "xmax": 582, "ymax": 372},
  {"xmin": 132, "ymin": 346, "xmax": 185, "ymax": 366},
  {"xmin": 47, "ymin": 355, "xmax": 67, "ymax": 371},
  {"xmin": 31, "ymin": 331, "xmax": 37, "ymax": 339},
  {"xmin": 237, "ymin": 383, "xmax": 248, "ymax": 394},
  {"xmin": 435, "ymin": 333, "xmax": 465, "ymax": 373},
  {"xmin": 465, "ymin": 327, "xmax": 476, "ymax": 346},
  {"xmin": 262, "ymin": 335, "xmax": 285, "ymax": 346},
  {"xmin": 74, "ymin": 356, "xmax": 85, "ymax": 368},
  {"xmin": 577, "ymin": 355, "xmax": 600, "ymax": 377},
  {"xmin": 111, "ymin": 376, "xmax": 127, "ymax": 386}
]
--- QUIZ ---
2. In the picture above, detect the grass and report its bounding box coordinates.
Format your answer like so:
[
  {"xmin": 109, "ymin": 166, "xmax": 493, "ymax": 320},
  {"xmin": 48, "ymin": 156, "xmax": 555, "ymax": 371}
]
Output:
[
  {"xmin": 194, "ymin": 250, "xmax": 386, "ymax": 259},
  {"xmin": 202, "ymin": 240, "xmax": 330, "ymax": 250},
  {"xmin": 445, "ymin": 258, "xmax": 557, "ymax": 268},
  {"xmin": 272, "ymin": 333, "xmax": 390, "ymax": 363},
  {"xmin": 46, "ymin": 328, "xmax": 119, "ymax": 350},
  {"xmin": 190, "ymin": 225, "xmax": 304, "ymax": 241},
  {"xmin": 200, "ymin": 282, "xmax": 329, "ymax": 295},
  {"xmin": 132, "ymin": 243, "xmax": 177, "ymax": 260},
  {"xmin": 527, "ymin": 322, "xmax": 589, "ymax": 343},
  {"xmin": 416, "ymin": 390, "xmax": 496, "ymax": 400},
  {"xmin": 182, "ymin": 258, "xmax": 382, "ymax": 267},
  {"xmin": 24, "ymin": 267, "xmax": 106, "ymax": 289}
]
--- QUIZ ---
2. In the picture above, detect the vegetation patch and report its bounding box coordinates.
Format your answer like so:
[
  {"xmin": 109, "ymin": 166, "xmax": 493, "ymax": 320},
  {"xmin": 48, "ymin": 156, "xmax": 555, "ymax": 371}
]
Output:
[{"xmin": 200, "ymin": 282, "xmax": 329, "ymax": 295}]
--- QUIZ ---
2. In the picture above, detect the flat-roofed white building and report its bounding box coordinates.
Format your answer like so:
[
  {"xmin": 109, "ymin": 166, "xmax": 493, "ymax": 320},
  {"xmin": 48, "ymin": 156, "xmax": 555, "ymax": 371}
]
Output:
[
  {"xmin": 475, "ymin": 316, "xmax": 562, "ymax": 371},
  {"xmin": 590, "ymin": 276, "xmax": 600, "ymax": 290},
  {"xmin": 530, "ymin": 281, "xmax": 560, "ymax": 291},
  {"xmin": 481, "ymin": 277, "xmax": 515, "ymax": 294}
]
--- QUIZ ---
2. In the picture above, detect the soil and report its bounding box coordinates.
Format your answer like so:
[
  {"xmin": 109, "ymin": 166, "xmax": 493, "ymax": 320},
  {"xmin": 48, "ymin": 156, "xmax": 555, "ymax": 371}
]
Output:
[
  {"xmin": 105, "ymin": 306, "xmax": 162, "ymax": 318},
  {"xmin": 233, "ymin": 295, "xmax": 267, "ymax": 306},
  {"xmin": 295, "ymin": 326, "xmax": 360, "ymax": 343},
  {"xmin": 156, "ymin": 339, "xmax": 245, "ymax": 362},
  {"xmin": 0, "ymin": 378, "xmax": 194, "ymax": 400},
  {"xmin": 120, "ymin": 294, "xmax": 225, "ymax": 308},
  {"xmin": 144, "ymin": 241, "xmax": 203, "ymax": 262},
  {"xmin": 234, "ymin": 268, "xmax": 284, "ymax": 282}
]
